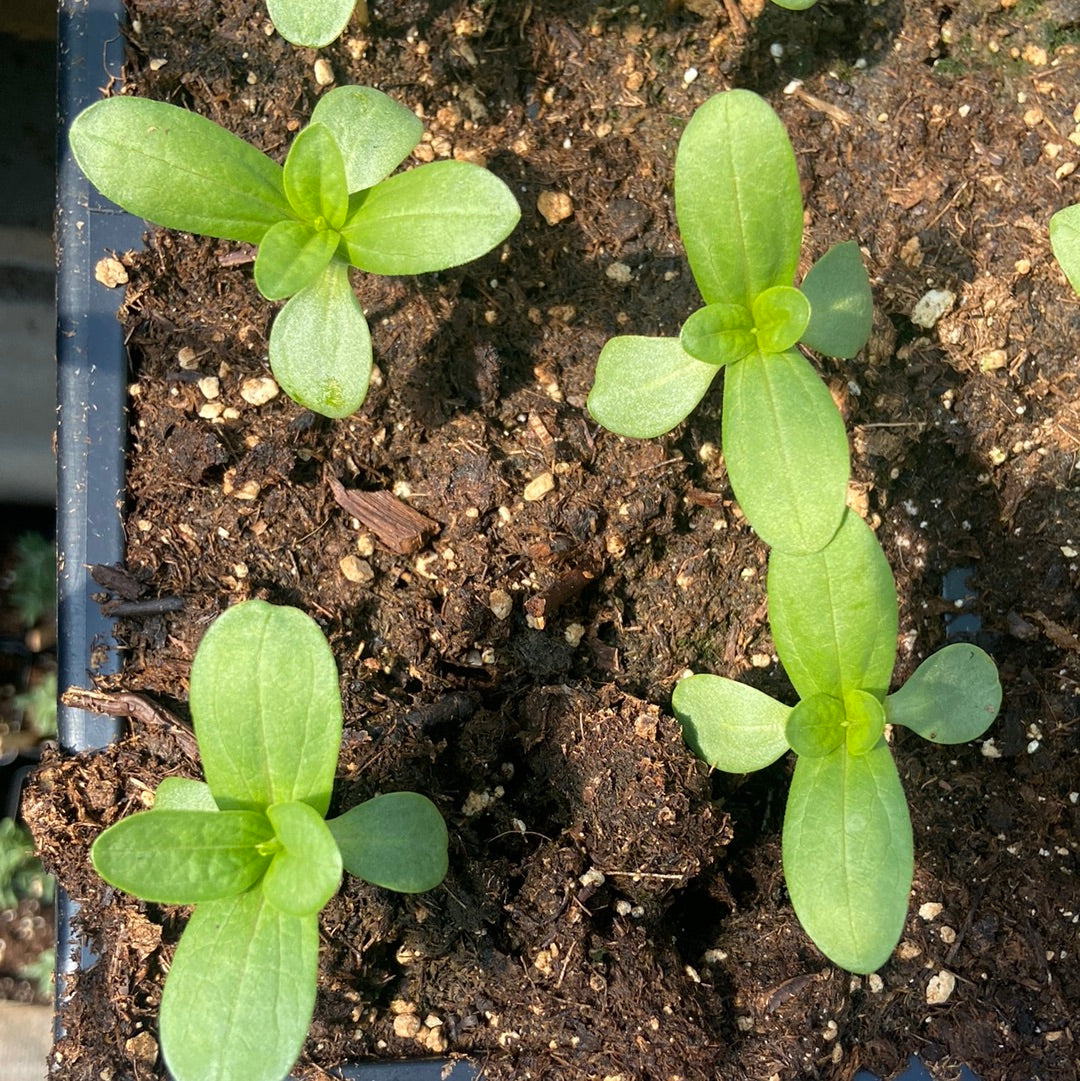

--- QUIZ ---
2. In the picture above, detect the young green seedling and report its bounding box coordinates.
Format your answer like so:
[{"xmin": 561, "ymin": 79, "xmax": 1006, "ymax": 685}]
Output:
[
  {"xmin": 588, "ymin": 89, "xmax": 872, "ymax": 554},
  {"xmin": 68, "ymin": 86, "xmax": 520, "ymax": 418},
  {"xmin": 90, "ymin": 600, "xmax": 448, "ymax": 1081},
  {"xmin": 1050, "ymin": 203, "xmax": 1080, "ymax": 295},
  {"xmin": 673, "ymin": 511, "xmax": 1001, "ymax": 973}
]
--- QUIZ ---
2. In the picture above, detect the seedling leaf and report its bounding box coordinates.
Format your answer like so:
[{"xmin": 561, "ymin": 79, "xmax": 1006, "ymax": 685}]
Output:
[
  {"xmin": 1050, "ymin": 203, "xmax": 1080, "ymax": 296},
  {"xmin": 843, "ymin": 689, "xmax": 886, "ymax": 755},
  {"xmin": 885, "ymin": 643, "xmax": 1001, "ymax": 743},
  {"xmin": 783, "ymin": 741, "xmax": 913, "ymax": 973},
  {"xmin": 153, "ymin": 777, "xmax": 218, "ymax": 812},
  {"xmin": 189, "ymin": 599, "xmax": 342, "ymax": 815},
  {"xmin": 721, "ymin": 349, "xmax": 849, "ymax": 554},
  {"xmin": 68, "ymin": 97, "xmax": 291, "ymax": 245},
  {"xmin": 588, "ymin": 336, "xmax": 719, "ymax": 438},
  {"xmin": 282, "ymin": 123, "xmax": 348, "ymax": 230},
  {"xmin": 675, "ymin": 89, "xmax": 802, "ymax": 308},
  {"xmin": 90, "ymin": 809, "xmax": 273, "ymax": 904},
  {"xmin": 265, "ymin": 0, "xmax": 356, "ymax": 48},
  {"xmin": 673, "ymin": 674, "xmax": 790, "ymax": 772},
  {"xmin": 327, "ymin": 792, "xmax": 449, "ymax": 893},
  {"xmin": 752, "ymin": 286, "xmax": 811, "ymax": 353},
  {"xmin": 785, "ymin": 693, "xmax": 845, "ymax": 758},
  {"xmin": 160, "ymin": 890, "xmax": 318, "ymax": 1081},
  {"xmin": 262, "ymin": 801, "xmax": 343, "ymax": 916},
  {"xmin": 311, "ymin": 86, "xmax": 424, "ymax": 192},
  {"xmin": 270, "ymin": 260, "xmax": 373, "ymax": 418},
  {"xmin": 340, "ymin": 161, "xmax": 520, "ymax": 275},
  {"xmin": 679, "ymin": 303, "xmax": 756, "ymax": 366},
  {"xmin": 254, "ymin": 220, "xmax": 338, "ymax": 300},
  {"xmin": 799, "ymin": 241, "xmax": 873, "ymax": 358},
  {"xmin": 768, "ymin": 510, "xmax": 898, "ymax": 700}
]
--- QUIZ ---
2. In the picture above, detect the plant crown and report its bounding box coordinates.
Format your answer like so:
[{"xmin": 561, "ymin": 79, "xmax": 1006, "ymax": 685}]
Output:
[
  {"xmin": 90, "ymin": 600, "xmax": 449, "ymax": 1081},
  {"xmin": 673, "ymin": 510, "xmax": 1001, "ymax": 973},
  {"xmin": 68, "ymin": 86, "xmax": 520, "ymax": 418},
  {"xmin": 587, "ymin": 89, "xmax": 873, "ymax": 554}
]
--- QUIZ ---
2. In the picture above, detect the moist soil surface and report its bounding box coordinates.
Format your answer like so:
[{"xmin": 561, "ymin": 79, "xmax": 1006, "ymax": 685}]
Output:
[{"xmin": 25, "ymin": 1, "xmax": 1080, "ymax": 1079}]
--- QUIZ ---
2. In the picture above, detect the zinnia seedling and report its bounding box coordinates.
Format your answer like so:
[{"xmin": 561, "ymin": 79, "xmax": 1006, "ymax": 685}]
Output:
[
  {"xmin": 90, "ymin": 600, "xmax": 449, "ymax": 1081},
  {"xmin": 588, "ymin": 89, "xmax": 872, "ymax": 554},
  {"xmin": 68, "ymin": 86, "xmax": 520, "ymax": 418},
  {"xmin": 673, "ymin": 511, "xmax": 1001, "ymax": 973}
]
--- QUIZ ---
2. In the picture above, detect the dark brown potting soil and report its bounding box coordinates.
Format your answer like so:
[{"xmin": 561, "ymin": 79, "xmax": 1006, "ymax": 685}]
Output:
[{"xmin": 25, "ymin": 1, "xmax": 1080, "ymax": 1079}]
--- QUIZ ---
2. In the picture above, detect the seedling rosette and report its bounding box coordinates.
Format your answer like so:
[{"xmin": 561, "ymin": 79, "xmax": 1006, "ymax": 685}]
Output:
[
  {"xmin": 89, "ymin": 600, "xmax": 449, "ymax": 1081},
  {"xmin": 673, "ymin": 512, "xmax": 1001, "ymax": 973}
]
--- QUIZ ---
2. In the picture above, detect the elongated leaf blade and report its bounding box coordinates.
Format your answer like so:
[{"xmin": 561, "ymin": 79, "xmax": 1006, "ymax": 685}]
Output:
[
  {"xmin": 91, "ymin": 809, "xmax": 272, "ymax": 903},
  {"xmin": 327, "ymin": 792, "xmax": 448, "ymax": 893},
  {"xmin": 283, "ymin": 123, "xmax": 348, "ymax": 229},
  {"xmin": 885, "ymin": 643, "xmax": 1001, "ymax": 743},
  {"xmin": 782, "ymin": 741, "xmax": 912, "ymax": 973},
  {"xmin": 189, "ymin": 599, "xmax": 343, "ymax": 815},
  {"xmin": 160, "ymin": 891, "xmax": 317, "ymax": 1081},
  {"xmin": 768, "ymin": 509, "xmax": 898, "ymax": 701},
  {"xmin": 588, "ymin": 336, "xmax": 719, "ymax": 438},
  {"xmin": 341, "ymin": 161, "xmax": 519, "ymax": 274},
  {"xmin": 675, "ymin": 89, "xmax": 802, "ymax": 307},
  {"xmin": 266, "ymin": 0, "xmax": 355, "ymax": 47},
  {"xmin": 722, "ymin": 349, "xmax": 849, "ymax": 554},
  {"xmin": 270, "ymin": 260, "xmax": 373, "ymax": 417},
  {"xmin": 1050, "ymin": 203, "xmax": 1080, "ymax": 296},
  {"xmin": 68, "ymin": 97, "xmax": 290, "ymax": 244},
  {"xmin": 799, "ymin": 241, "xmax": 873, "ymax": 358},
  {"xmin": 672, "ymin": 674, "xmax": 790, "ymax": 773},
  {"xmin": 679, "ymin": 302, "xmax": 755, "ymax": 366},
  {"xmin": 263, "ymin": 801, "xmax": 342, "ymax": 916},
  {"xmin": 311, "ymin": 86, "xmax": 423, "ymax": 192}
]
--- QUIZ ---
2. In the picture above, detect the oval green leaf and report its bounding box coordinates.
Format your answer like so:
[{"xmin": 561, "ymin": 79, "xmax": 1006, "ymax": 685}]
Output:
[
  {"xmin": 263, "ymin": 801, "xmax": 342, "ymax": 916},
  {"xmin": 785, "ymin": 693, "xmax": 845, "ymax": 758},
  {"xmin": 768, "ymin": 510, "xmax": 898, "ymax": 702},
  {"xmin": 843, "ymin": 689, "xmax": 886, "ymax": 755},
  {"xmin": 253, "ymin": 220, "xmax": 338, "ymax": 301},
  {"xmin": 270, "ymin": 260, "xmax": 373, "ymax": 418},
  {"xmin": 327, "ymin": 792, "xmax": 449, "ymax": 893},
  {"xmin": 782, "ymin": 741, "xmax": 913, "ymax": 973},
  {"xmin": 311, "ymin": 86, "xmax": 424, "ymax": 192},
  {"xmin": 340, "ymin": 160, "xmax": 520, "ymax": 275},
  {"xmin": 885, "ymin": 643, "xmax": 1001, "ymax": 743},
  {"xmin": 721, "ymin": 348, "xmax": 849, "ymax": 554},
  {"xmin": 672, "ymin": 673, "xmax": 790, "ymax": 773},
  {"xmin": 679, "ymin": 302, "xmax": 756, "ymax": 366},
  {"xmin": 154, "ymin": 776, "xmax": 218, "ymax": 812},
  {"xmin": 675, "ymin": 89, "xmax": 803, "ymax": 308},
  {"xmin": 283, "ymin": 123, "xmax": 348, "ymax": 230},
  {"xmin": 68, "ymin": 97, "xmax": 291, "ymax": 245},
  {"xmin": 266, "ymin": 0, "xmax": 355, "ymax": 47},
  {"xmin": 799, "ymin": 241, "xmax": 873, "ymax": 358},
  {"xmin": 160, "ymin": 891, "xmax": 318, "ymax": 1081},
  {"xmin": 91, "ymin": 809, "xmax": 273, "ymax": 904},
  {"xmin": 588, "ymin": 336, "xmax": 719, "ymax": 438},
  {"xmin": 189, "ymin": 599, "xmax": 343, "ymax": 816},
  {"xmin": 752, "ymin": 285, "xmax": 811, "ymax": 354}
]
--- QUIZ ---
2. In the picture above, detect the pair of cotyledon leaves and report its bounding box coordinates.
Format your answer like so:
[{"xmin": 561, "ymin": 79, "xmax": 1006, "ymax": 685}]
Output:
[
  {"xmin": 673, "ymin": 510, "xmax": 1001, "ymax": 972},
  {"xmin": 68, "ymin": 85, "xmax": 520, "ymax": 419},
  {"xmin": 587, "ymin": 89, "xmax": 874, "ymax": 557},
  {"xmin": 90, "ymin": 600, "xmax": 448, "ymax": 1081}
]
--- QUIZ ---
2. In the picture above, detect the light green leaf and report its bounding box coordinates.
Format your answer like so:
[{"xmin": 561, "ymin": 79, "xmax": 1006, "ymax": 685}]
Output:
[
  {"xmin": 282, "ymin": 123, "xmax": 348, "ymax": 230},
  {"xmin": 843, "ymin": 689, "xmax": 886, "ymax": 755},
  {"xmin": 679, "ymin": 303, "xmax": 756, "ymax": 366},
  {"xmin": 1050, "ymin": 203, "xmax": 1080, "ymax": 296},
  {"xmin": 885, "ymin": 643, "xmax": 1001, "ymax": 743},
  {"xmin": 785, "ymin": 694, "xmax": 845, "ymax": 758},
  {"xmin": 588, "ymin": 336, "xmax": 719, "ymax": 438},
  {"xmin": 90, "ymin": 809, "xmax": 272, "ymax": 903},
  {"xmin": 270, "ymin": 260, "xmax": 373, "ymax": 418},
  {"xmin": 311, "ymin": 86, "xmax": 423, "ymax": 192},
  {"xmin": 253, "ymin": 220, "xmax": 339, "ymax": 300},
  {"xmin": 262, "ymin": 801, "xmax": 342, "ymax": 916},
  {"xmin": 266, "ymin": 0, "xmax": 355, "ymax": 48},
  {"xmin": 68, "ymin": 97, "xmax": 291, "ymax": 245},
  {"xmin": 771, "ymin": 0, "xmax": 818, "ymax": 9},
  {"xmin": 674, "ymin": 89, "xmax": 802, "ymax": 308},
  {"xmin": 768, "ymin": 510, "xmax": 898, "ymax": 701},
  {"xmin": 752, "ymin": 285, "xmax": 811, "ymax": 353},
  {"xmin": 782, "ymin": 741, "xmax": 912, "ymax": 973},
  {"xmin": 672, "ymin": 674, "xmax": 790, "ymax": 773},
  {"xmin": 160, "ymin": 890, "xmax": 317, "ymax": 1081},
  {"xmin": 327, "ymin": 792, "xmax": 448, "ymax": 893},
  {"xmin": 721, "ymin": 349, "xmax": 849, "ymax": 554},
  {"xmin": 189, "ymin": 599, "xmax": 343, "ymax": 815},
  {"xmin": 154, "ymin": 777, "xmax": 218, "ymax": 812},
  {"xmin": 799, "ymin": 241, "xmax": 873, "ymax": 358},
  {"xmin": 340, "ymin": 160, "xmax": 520, "ymax": 275}
]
